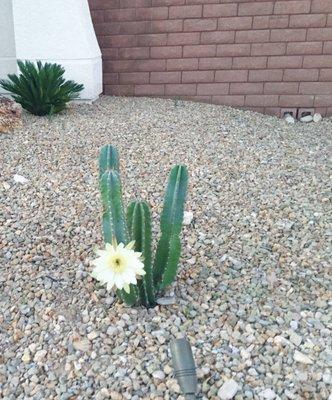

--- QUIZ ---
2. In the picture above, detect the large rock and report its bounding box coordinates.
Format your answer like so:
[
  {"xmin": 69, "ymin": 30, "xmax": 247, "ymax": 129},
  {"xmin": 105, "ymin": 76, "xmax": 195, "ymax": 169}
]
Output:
[
  {"xmin": 218, "ymin": 379, "xmax": 239, "ymax": 399},
  {"xmin": 0, "ymin": 97, "xmax": 22, "ymax": 133}
]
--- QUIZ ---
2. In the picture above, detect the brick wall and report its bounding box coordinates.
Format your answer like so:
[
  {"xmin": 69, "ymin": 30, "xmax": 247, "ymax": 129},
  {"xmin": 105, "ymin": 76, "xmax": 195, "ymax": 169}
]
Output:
[{"xmin": 88, "ymin": 0, "xmax": 332, "ymax": 116}]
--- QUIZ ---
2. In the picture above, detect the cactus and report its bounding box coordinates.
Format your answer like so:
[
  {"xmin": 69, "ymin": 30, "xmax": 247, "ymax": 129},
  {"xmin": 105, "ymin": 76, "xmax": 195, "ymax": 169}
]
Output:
[
  {"xmin": 99, "ymin": 147, "xmax": 137, "ymax": 306},
  {"xmin": 96, "ymin": 145, "xmax": 188, "ymax": 307},
  {"xmin": 153, "ymin": 165, "xmax": 188, "ymax": 289},
  {"xmin": 99, "ymin": 144, "xmax": 119, "ymax": 177},
  {"xmin": 127, "ymin": 201, "xmax": 155, "ymax": 307}
]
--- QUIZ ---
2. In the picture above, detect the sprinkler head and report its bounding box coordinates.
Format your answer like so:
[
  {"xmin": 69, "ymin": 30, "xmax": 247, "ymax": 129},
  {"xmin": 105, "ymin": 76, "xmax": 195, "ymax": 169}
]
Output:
[{"xmin": 170, "ymin": 337, "xmax": 197, "ymax": 398}]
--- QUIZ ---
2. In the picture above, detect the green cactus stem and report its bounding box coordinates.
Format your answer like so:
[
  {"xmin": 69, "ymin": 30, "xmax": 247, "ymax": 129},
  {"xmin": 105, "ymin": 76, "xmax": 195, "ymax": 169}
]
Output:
[
  {"xmin": 99, "ymin": 169, "xmax": 137, "ymax": 305},
  {"xmin": 99, "ymin": 144, "xmax": 119, "ymax": 178},
  {"xmin": 153, "ymin": 165, "xmax": 188, "ymax": 290},
  {"xmin": 127, "ymin": 201, "xmax": 155, "ymax": 307}
]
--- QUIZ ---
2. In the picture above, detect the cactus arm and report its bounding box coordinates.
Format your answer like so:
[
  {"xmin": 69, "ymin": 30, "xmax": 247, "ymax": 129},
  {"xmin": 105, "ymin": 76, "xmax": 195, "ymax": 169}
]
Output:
[
  {"xmin": 99, "ymin": 144, "xmax": 119, "ymax": 178},
  {"xmin": 127, "ymin": 201, "xmax": 155, "ymax": 307},
  {"xmin": 100, "ymin": 169, "xmax": 137, "ymax": 305},
  {"xmin": 154, "ymin": 235, "xmax": 181, "ymax": 289},
  {"xmin": 100, "ymin": 170, "xmax": 128, "ymax": 245},
  {"xmin": 153, "ymin": 165, "xmax": 188, "ymax": 289}
]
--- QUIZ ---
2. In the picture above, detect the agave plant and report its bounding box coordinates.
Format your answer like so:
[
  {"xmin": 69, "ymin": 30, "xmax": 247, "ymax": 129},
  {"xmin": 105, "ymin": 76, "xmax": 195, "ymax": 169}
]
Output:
[
  {"xmin": 0, "ymin": 60, "xmax": 83, "ymax": 116},
  {"xmin": 91, "ymin": 145, "xmax": 188, "ymax": 307}
]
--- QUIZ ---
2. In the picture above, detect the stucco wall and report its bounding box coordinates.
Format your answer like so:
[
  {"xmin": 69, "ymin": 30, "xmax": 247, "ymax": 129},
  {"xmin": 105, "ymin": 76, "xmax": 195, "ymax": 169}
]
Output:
[
  {"xmin": 88, "ymin": 0, "xmax": 332, "ymax": 116},
  {"xmin": 0, "ymin": 0, "xmax": 17, "ymax": 87},
  {"xmin": 0, "ymin": 0, "xmax": 102, "ymax": 100}
]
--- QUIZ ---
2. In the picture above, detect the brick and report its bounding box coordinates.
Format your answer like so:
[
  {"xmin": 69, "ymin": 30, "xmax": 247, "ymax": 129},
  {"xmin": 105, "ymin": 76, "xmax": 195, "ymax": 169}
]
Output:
[
  {"xmin": 184, "ymin": 18, "xmax": 217, "ymax": 32},
  {"xmin": 104, "ymin": 8, "xmax": 136, "ymax": 21},
  {"xmin": 279, "ymin": 94, "xmax": 314, "ymax": 107},
  {"xmin": 290, "ymin": 14, "xmax": 327, "ymax": 28},
  {"xmin": 268, "ymin": 56, "xmax": 303, "ymax": 68},
  {"xmin": 137, "ymin": 34, "xmax": 167, "ymax": 46},
  {"xmin": 311, "ymin": 0, "xmax": 332, "ymax": 13},
  {"xmin": 183, "ymin": 45, "xmax": 216, "ymax": 58},
  {"xmin": 270, "ymin": 29, "xmax": 306, "ymax": 42},
  {"xmin": 236, "ymin": 30, "xmax": 270, "ymax": 43},
  {"xmin": 135, "ymin": 84, "xmax": 165, "ymax": 95},
  {"xmin": 217, "ymin": 44, "xmax": 251, "ymax": 57},
  {"xmin": 303, "ymin": 55, "xmax": 332, "ymax": 67},
  {"xmin": 104, "ymin": 84, "xmax": 134, "ymax": 95},
  {"xmin": 169, "ymin": 5, "xmax": 202, "ymax": 18},
  {"xmin": 151, "ymin": 20, "xmax": 183, "ymax": 33},
  {"xmin": 186, "ymin": 0, "xmax": 219, "ymax": 4},
  {"xmin": 104, "ymin": 72, "xmax": 118, "ymax": 84},
  {"xmin": 101, "ymin": 48, "xmax": 118, "ymax": 59},
  {"xmin": 150, "ymin": 71, "xmax": 181, "ymax": 83},
  {"xmin": 152, "ymin": 0, "xmax": 185, "ymax": 5},
  {"xmin": 89, "ymin": 0, "xmax": 119, "ymax": 9},
  {"xmin": 238, "ymin": 2, "xmax": 274, "ymax": 16},
  {"xmin": 245, "ymin": 95, "xmax": 279, "ymax": 106},
  {"xmin": 264, "ymin": 82, "xmax": 299, "ymax": 94},
  {"xmin": 150, "ymin": 46, "xmax": 182, "ymax": 59},
  {"xmin": 122, "ymin": 0, "xmax": 151, "ymax": 7},
  {"xmin": 249, "ymin": 69, "xmax": 283, "ymax": 82},
  {"xmin": 119, "ymin": 72, "xmax": 149, "ymax": 84},
  {"xmin": 286, "ymin": 42, "xmax": 323, "ymax": 55},
  {"xmin": 212, "ymin": 95, "xmax": 245, "ymax": 107},
  {"xmin": 125, "ymin": 0, "xmax": 151, "ymax": 7},
  {"xmin": 265, "ymin": 107, "xmax": 281, "ymax": 116},
  {"xmin": 323, "ymin": 42, "xmax": 332, "ymax": 54},
  {"xmin": 274, "ymin": 1, "xmax": 311, "ymax": 14},
  {"xmin": 165, "ymin": 84, "xmax": 197, "ymax": 96},
  {"xmin": 199, "ymin": 57, "xmax": 232, "ymax": 70},
  {"xmin": 300, "ymin": 82, "xmax": 332, "ymax": 94},
  {"xmin": 136, "ymin": 7, "xmax": 168, "ymax": 20},
  {"xmin": 102, "ymin": 35, "xmax": 137, "ymax": 48},
  {"xmin": 134, "ymin": 59, "xmax": 167, "ymax": 71},
  {"xmin": 233, "ymin": 56, "xmax": 267, "ymax": 69},
  {"xmin": 320, "ymin": 69, "xmax": 332, "ymax": 81},
  {"xmin": 251, "ymin": 43, "xmax": 286, "ymax": 56},
  {"xmin": 118, "ymin": 47, "xmax": 149, "ymax": 59},
  {"xmin": 218, "ymin": 17, "xmax": 252, "ymax": 31},
  {"xmin": 182, "ymin": 70, "xmax": 214, "ymax": 83},
  {"xmin": 230, "ymin": 83, "xmax": 264, "ymax": 94},
  {"xmin": 203, "ymin": 4, "xmax": 237, "ymax": 17},
  {"xmin": 167, "ymin": 32, "xmax": 200, "ymax": 45},
  {"xmin": 215, "ymin": 70, "xmax": 248, "ymax": 82},
  {"xmin": 328, "ymin": 14, "xmax": 332, "ymax": 26},
  {"xmin": 314, "ymin": 95, "xmax": 332, "ymax": 106},
  {"xmin": 307, "ymin": 28, "xmax": 332, "ymax": 41},
  {"xmin": 197, "ymin": 83, "xmax": 229, "ymax": 95},
  {"xmin": 253, "ymin": 15, "xmax": 289, "ymax": 29},
  {"xmin": 104, "ymin": 60, "xmax": 136, "ymax": 73},
  {"xmin": 91, "ymin": 10, "xmax": 104, "ymax": 23},
  {"xmin": 167, "ymin": 58, "xmax": 199, "ymax": 70},
  {"xmin": 100, "ymin": 21, "xmax": 149, "ymax": 35},
  {"xmin": 201, "ymin": 31, "xmax": 235, "ymax": 44},
  {"xmin": 283, "ymin": 69, "xmax": 319, "ymax": 81}
]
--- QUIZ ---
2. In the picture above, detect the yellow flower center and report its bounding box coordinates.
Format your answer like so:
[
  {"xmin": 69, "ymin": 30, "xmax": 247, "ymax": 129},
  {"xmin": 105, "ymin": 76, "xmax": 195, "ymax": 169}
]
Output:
[{"xmin": 108, "ymin": 253, "xmax": 126, "ymax": 273}]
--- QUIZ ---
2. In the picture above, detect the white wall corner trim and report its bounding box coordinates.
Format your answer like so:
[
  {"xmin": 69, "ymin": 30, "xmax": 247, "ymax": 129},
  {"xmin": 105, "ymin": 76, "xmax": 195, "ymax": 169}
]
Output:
[{"xmin": 0, "ymin": 0, "xmax": 102, "ymax": 100}]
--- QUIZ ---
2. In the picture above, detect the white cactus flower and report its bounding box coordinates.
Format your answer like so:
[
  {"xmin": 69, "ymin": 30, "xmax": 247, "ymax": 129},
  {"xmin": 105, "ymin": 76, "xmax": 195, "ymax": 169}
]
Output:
[{"xmin": 91, "ymin": 238, "xmax": 145, "ymax": 293}]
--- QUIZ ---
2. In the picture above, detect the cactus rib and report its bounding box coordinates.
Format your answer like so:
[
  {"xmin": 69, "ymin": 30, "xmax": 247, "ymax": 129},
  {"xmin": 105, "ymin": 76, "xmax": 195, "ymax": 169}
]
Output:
[
  {"xmin": 99, "ymin": 144, "xmax": 119, "ymax": 178},
  {"xmin": 127, "ymin": 201, "xmax": 155, "ymax": 307},
  {"xmin": 99, "ymin": 169, "xmax": 137, "ymax": 305},
  {"xmin": 153, "ymin": 165, "xmax": 188, "ymax": 289}
]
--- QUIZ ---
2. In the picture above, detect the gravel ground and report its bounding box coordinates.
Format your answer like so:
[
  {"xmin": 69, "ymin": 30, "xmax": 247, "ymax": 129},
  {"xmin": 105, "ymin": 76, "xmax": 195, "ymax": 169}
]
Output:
[{"xmin": 1, "ymin": 96, "xmax": 331, "ymax": 400}]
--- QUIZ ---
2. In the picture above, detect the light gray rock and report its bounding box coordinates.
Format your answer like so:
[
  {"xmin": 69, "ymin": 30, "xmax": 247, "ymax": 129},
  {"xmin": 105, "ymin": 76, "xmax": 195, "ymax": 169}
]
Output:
[
  {"xmin": 293, "ymin": 350, "xmax": 313, "ymax": 364},
  {"xmin": 313, "ymin": 113, "xmax": 322, "ymax": 123},
  {"xmin": 300, "ymin": 115, "xmax": 313, "ymax": 123},
  {"xmin": 218, "ymin": 379, "xmax": 239, "ymax": 399}
]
